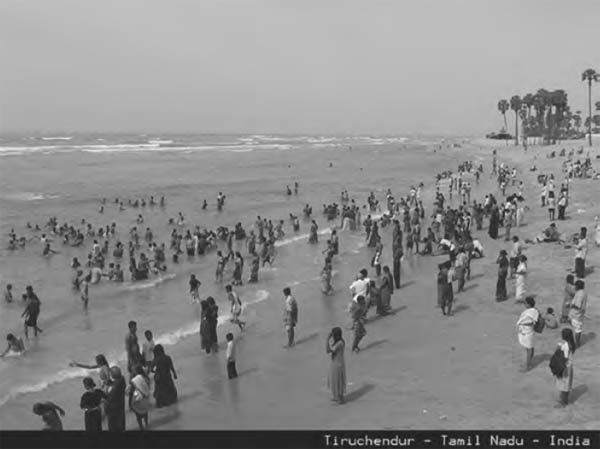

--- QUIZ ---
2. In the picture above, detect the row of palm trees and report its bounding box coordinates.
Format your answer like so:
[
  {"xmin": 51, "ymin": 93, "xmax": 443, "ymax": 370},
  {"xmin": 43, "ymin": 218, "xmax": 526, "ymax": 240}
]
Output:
[{"xmin": 496, "ymin": 68, "xmax": 599, "ymax": 146}]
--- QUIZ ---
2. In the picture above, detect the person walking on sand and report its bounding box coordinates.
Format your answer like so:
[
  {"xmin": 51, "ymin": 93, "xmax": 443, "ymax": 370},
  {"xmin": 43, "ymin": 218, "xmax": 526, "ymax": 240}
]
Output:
[
  {"xmin": 568, "ymin": 280, "xmax": 587, "ymax": 349},
  {"xmin": 516, "ymin": 296, "xmax": 539, "ymax": 372},
  {"xmin": 553, "ymin": 328, "xmax": 576, "ymax": 408},
  {"xmin": 326, "ymin": 327, "xmax": 346, "ymax": 404},
  {"xmin": 226, "ymin": 284, "xmax": 245, "ymax": 331},
  {"xmin": 560, "ymin": 275, "xmax": 576, "ymax": 324},
  {"xmin": 495, "ymin": 250, "xmax": 509, "ymax": 302},
  {"xmin": 514, "ymin": 255, "xmax": 528, "ymax": 303},
  {"xmin": 350, "ymin": 295, "xmax": 367, "ymax": 352},
  {"xmin": 283, "ymin": 287, "xmax": 298, "ymax": 348},
  {"xmin": 574, "ymin": 227, "xmax": 587, "ymax": 279}
]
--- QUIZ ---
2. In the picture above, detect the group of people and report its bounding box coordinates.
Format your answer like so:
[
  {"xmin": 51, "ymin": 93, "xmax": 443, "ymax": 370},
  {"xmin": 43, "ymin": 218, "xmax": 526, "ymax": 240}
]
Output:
[{"xmin": 3, "ymin": 143, "xmax": 597, "ymax": 428}]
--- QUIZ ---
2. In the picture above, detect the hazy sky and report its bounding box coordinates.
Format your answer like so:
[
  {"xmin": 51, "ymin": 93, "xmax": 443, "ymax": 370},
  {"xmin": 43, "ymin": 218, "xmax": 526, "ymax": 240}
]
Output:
[{"xmin": 0, "ymin": 0, "xmax": 598, "ymax": 135}]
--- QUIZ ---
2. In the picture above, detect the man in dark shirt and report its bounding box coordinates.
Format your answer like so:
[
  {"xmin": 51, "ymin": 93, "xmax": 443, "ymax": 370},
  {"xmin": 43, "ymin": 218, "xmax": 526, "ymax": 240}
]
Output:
[{"xmin": 106, "ymin": 366, "xmax": 126, "ymax": 431}]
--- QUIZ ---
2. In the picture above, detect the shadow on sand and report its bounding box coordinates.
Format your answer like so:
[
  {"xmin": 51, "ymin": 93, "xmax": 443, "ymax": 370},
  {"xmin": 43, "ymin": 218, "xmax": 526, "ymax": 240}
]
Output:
[
  {"xmin": 460, "ymin": 283, "xmax": 479, "ymax": 292},
  {"xmin": 295, "ymin": 332, "xmax": 320, "ymax": 346},
  {"xmin": 367, "ymin": 306, "xmax": 407, "ymax": 323},
  {"xmin": 581, "ymin": 331, "xmax": 597, "ymax": 348},
  {"xmin": 531, "ymin": 353, "xmax": 551, "ymax": 370},
  {"xmin": 468, "ymin": 273, "xmax": 485, "ymax": 281},
  {"xmin": 570, "ymin": 384, "xmax": 588, "ymax": 404},
  {"xmin": 361, "ymin": 339, "xmax": 388, "ymax": 351},
  {"xmin": 400, "ymin": 280, "xmax": 417, "ymax": 289},
  {"xmin": 150, "ymin": 409, "xmax": 182, "ymax": 428},
  {"xmin": 237, "ymin": 366, "xmax": 260, "ymax": 377},
  {"xmin": 345, "ymin": 383, "xmax": 375, "ymax": 403},
  {"xmin": 452, "ymin": 304, "xmax": 470, "ymax": 314}
]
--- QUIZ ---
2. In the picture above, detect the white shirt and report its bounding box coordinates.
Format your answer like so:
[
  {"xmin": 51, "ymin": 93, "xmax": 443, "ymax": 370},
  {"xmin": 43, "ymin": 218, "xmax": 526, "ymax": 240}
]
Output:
[
  {"xmin": 350, "ymin": 278, "xmax": 369, "ymax": 300},
  {"xmin": 575, "ymin": 237, "xmax": 587, "ymax": 259},
  {"xmin": 226, "ymin": 340, "xmax": 236, "ymax": 362}
]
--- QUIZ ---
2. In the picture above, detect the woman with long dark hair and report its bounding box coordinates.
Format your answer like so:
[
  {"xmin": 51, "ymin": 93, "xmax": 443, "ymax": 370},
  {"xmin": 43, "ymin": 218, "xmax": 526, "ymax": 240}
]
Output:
[
  {"xmin": 206, "ymin": 297, "xmax": 219, "ymax": 353},
  {"xmin": 326, "ymin": 327, "xmax": 346, "ymax": 404},
  {"xmin": 152, "ymin": 344, "xmax": 178, "ymax": 408},
  {"xmin": 495, "ymin": 250, "xmax": 509, "ymax": 301},
  {"xmin": 554, "ymin": 328, "xmax": 576, "ymax": 407}
]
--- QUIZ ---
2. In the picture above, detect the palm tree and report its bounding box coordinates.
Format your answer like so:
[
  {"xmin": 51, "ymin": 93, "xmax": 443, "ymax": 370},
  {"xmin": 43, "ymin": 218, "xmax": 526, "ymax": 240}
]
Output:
[
  {"xmin": 533, "ymin": 89, "xmax": 550, "ymax": 144},
  {"xmin": 581, "ymin": 68, "xmax": 599, "ymax": 146},
  {"xmin": 497, "ymin": 99, "xmax": 509, "ymax": 132},
  {"xmin": 509, "ymin": 95, "xmax": 522, "ymax": 145},
  {"xmin": 519, "ymin": 106, "xmax": 528, "ymax": 145},
  {"xmin": 550, "ymin": 90, "xmax": 568, "ymax": 143}
]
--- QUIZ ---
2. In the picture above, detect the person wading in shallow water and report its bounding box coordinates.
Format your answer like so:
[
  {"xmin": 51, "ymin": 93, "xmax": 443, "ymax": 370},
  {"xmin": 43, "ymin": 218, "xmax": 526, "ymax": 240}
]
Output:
[{"xmin": 283, "ymin": 287, "xmax": 298, "ymax": 348}]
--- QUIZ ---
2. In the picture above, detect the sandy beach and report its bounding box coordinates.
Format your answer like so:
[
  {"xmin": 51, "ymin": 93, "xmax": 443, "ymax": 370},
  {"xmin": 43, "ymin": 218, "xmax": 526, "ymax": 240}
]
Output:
[{"xmin": 1, "ymin": 137, "xmax": 598, "ymax": 431}]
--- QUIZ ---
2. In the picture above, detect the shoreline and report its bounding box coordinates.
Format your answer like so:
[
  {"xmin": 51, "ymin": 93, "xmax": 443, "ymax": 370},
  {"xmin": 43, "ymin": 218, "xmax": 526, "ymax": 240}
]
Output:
[{"xmin": 0, "ymin": 138, "xmax": 599, "ymax": 430}]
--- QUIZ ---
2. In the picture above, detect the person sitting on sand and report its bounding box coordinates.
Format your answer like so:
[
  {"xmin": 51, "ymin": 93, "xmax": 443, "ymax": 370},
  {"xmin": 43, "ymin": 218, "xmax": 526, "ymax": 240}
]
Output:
[
  {"xmin": 544, "ymin": 307, "xmax": 559, "ymax": 329},
  {"xmin": 535, "ymin": 223, "xmax": 563, "ymax": 243},
  {"xmin": 0, "ymin": 333, "xmax": 25, "ymax": 357}
]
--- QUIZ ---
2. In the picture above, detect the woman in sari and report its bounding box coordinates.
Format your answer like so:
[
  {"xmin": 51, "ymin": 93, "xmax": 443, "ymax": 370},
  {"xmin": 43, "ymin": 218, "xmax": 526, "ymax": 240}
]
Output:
[
  {"xmin": 152, "ymin": 344, "xmax": 178, "ymax": 408},
  {"xmin": 554, "ymin": 328, "xmax": 576, "ymax": 408},
  {"xmin": 325, "ymin": 327, "xmax": 346, "ymax": 404},
  {"xmin": 206, "ymin": 296, "xmax": 219, "ymax": 353},
  {"xmin": 367, "ymin": 221, "xmax": 380, "ymax": 248},
  {"xmin": 495, "ymin": 250, "xmax": 509, "ymax": 301},
  {"xmin": 308, "ymin": 220, "xmax": 319, "ymax": 244},
  {"xmin": 199, "ymin": 300, "xmax": 212, "ymax": 354},
  {"xmin": 378, "ymin": 266, "xmax": 393, "ymax": 314},
  {"xmin": 128, "ymin": 365, "xmax": 151, "ymax": 430},
  {"xmin": 488, "ymin": 206, "xmax": 499, "ymax": 239},
  {"xmin": 515, "ymin": 255, "xmax": 528, "ymax": 303},
  {"xmin": 320, "ymin": 263, "xmax": 333, "ymax": 296}
]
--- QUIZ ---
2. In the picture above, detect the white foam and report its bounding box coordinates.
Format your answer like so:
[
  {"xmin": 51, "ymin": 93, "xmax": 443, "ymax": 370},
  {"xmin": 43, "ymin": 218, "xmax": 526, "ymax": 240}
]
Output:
[
  {"xmin": 2, "ymin": 192, "xmax": 61, "ymax": 201},
  {"xmin": 0, "ymin": 290, "xmax": 271, "ymax": 407},
  {"xmin": 125, "ymin": 273, "xmax": 177, "ymax": 291},
  {"xmin": 41, "ymin": 137, "xmax": 73, "ymax": 141}
]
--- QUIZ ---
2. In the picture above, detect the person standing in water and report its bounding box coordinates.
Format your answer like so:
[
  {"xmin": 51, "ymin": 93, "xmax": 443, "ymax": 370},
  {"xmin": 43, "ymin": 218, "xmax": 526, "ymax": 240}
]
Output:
[
  {"xmin": 283, "ymin": 287, "xmax": 298, "ymax": 348},
  {"xmin": 22, "ymin": 287, "xmax": 42, "ymax": 338},
  {"xmin": 226, "ymin": 284, "xmax": 245, "ymax": 331},
  {"xmin": 80, "ymin": 377, "xmax": 107, "ymax": 431},
  {"xmin": 80, "ymin": 274, "xmax": 90, "ymax": 310},
  {"xmin": 189, "ymin": 274, "xmax": 201, "ymax": 304},
  {"xmin": 125, "ymin": 321, "xmax": 142, "ymax": 375},
  {"xmin": 225, "ymin": 332, "xmax": 238, "ymax": 379}
]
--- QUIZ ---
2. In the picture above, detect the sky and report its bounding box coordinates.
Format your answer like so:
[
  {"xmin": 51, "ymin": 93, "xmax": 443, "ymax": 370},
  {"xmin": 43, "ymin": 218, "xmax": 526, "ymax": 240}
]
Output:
[{"xmin": 0, "ymin": 0, "xmax": 599, "ymax": 135}]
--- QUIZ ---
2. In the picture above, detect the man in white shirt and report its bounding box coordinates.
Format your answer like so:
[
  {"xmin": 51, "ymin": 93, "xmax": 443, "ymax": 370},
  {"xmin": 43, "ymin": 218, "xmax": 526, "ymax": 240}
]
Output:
[
  {"xmin": 574, "ymin": 227, "xmax": 587, "ymax": 279},
  {"xmin": 349, "ymin": 269, "xmax": 370, "ymax": 302}
]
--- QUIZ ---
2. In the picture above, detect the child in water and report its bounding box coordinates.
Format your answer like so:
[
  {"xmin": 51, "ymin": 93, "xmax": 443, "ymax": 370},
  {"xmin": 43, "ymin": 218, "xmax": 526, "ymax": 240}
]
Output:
[{"xmin": 0, "ymin": 334, "xmax": 25, "ymax": 357}]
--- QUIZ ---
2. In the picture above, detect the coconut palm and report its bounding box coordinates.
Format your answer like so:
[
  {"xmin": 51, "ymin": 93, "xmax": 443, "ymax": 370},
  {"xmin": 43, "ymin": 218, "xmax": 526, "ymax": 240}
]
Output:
[
  {"xmin": 497, "ymin": 99, "xmax": 509, "ymax": 132},
  {"xmin": 509, "ymin": 95, "xmax": 522, "ymax": 145},
  {"xmin": 581, "ymin": 68, "xmax": 599, "ymax": 146}
]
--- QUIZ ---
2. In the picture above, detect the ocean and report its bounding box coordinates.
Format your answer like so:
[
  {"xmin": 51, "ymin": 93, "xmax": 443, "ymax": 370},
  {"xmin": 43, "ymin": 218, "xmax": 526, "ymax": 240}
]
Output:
[{"xmin": 0, "ymin": 133, "xmax": 463, "ymax": 427}]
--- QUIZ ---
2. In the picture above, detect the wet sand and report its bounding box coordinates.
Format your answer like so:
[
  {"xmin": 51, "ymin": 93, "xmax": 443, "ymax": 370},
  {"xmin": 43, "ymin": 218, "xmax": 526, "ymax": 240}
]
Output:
[{"xmin": 1, "ymin": 139, "xmax": 598, "ymax": 430}]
